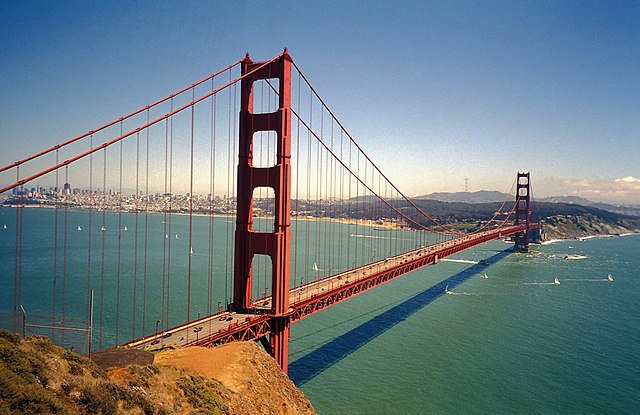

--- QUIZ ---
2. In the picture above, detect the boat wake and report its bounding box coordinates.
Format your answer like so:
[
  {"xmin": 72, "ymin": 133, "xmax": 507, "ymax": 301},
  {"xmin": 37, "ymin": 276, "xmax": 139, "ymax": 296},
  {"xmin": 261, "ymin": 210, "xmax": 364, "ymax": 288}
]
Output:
[
  {"xmin": 563, "ymin": 254, "xmax": 589, "ymax": 260},
  {"xmin": 565, "ymin": 274, "xmax": 614, "ymax": 283},
  {"xmin": 441, "ymin": 259, "xmax": 478, "ymax": 265},
  {"xmin": 523, "ymin": 277, "xmax": 561, "ymax": 286},
  {"xmin": 350, "ymin": 234, "xmax": 392, "ymax": 240},
  {"xmin": 445, "ymin": 285, "xmax": 476, "ymax": 296}
]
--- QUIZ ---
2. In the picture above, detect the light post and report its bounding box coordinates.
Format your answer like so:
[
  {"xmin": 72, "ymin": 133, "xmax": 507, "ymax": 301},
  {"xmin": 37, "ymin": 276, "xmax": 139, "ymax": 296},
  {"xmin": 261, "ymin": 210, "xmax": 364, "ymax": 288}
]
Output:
[{"xmin": 156, "ymin": 319, "xmax": 161, "ymax": 337}]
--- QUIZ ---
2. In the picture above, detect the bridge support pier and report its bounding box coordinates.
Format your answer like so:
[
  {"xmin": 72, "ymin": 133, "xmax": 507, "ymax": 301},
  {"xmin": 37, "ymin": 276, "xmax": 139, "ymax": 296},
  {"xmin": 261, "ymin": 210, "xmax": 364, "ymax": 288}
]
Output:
[
  {"xmin": 514, "ymin": 172, "xmax": 531, "ymax": 252},
  {"xmin": 233, "ymin": 50, "xmax": 293, "ymax": 373}
]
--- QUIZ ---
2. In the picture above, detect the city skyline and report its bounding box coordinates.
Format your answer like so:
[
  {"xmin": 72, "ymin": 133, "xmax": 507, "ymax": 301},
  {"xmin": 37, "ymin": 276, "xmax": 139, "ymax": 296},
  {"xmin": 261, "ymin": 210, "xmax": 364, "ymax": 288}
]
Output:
[{"xmin": 1, "ymin": 1, "xmax": 638, "ymax": 204}]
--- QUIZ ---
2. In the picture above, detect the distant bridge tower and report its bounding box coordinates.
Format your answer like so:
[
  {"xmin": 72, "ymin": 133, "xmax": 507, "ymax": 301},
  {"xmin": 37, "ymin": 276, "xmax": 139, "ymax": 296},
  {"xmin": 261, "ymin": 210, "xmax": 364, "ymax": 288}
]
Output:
[
  {"xmin": 233, "ymin": 50, "xmax": 293, "ymax": 373},
  {"xmin": 514, "ymin": 172, "xmax": 531, "ymax": 252}
]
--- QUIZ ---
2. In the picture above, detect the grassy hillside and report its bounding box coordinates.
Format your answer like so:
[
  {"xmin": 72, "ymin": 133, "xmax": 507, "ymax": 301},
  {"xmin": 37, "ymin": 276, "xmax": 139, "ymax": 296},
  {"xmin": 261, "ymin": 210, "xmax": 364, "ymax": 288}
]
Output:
[{"xmin": 0, "ymin": 331, "xmax": 315, "ymax": 415}]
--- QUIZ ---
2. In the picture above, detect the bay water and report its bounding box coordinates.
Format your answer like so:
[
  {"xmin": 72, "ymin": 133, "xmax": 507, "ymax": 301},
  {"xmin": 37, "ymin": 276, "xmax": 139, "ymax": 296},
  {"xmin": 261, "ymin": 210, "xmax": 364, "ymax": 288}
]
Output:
[{"xmin": 1, "ymin": 206, "xmax": 638, "ymax": 413}]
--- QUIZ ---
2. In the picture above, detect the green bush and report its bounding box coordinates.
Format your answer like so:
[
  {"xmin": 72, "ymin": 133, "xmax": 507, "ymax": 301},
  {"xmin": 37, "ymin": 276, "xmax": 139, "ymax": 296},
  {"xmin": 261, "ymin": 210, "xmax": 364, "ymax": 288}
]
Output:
[{"xmin": 176, "ymin": 375, "xmax": 225, "ymax": 414}]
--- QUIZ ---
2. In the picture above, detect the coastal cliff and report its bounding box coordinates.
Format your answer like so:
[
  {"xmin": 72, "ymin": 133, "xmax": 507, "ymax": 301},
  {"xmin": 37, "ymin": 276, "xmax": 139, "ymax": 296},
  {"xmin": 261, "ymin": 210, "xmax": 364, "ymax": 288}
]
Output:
[
  {"xmin": 0, "ymin": 331, "xmax": 315, "ymax": 415},
  {"xmin": 539, "ymin": 213, "xmax": 640, "ymax": 241}
]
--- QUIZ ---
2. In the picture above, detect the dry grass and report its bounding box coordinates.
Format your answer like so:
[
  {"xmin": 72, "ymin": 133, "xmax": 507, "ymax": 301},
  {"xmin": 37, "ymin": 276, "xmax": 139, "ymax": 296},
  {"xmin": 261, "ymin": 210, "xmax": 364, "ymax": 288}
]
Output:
[{"xmin": 1, "ymin": 330, "xmax": 315, "ymax": 415}]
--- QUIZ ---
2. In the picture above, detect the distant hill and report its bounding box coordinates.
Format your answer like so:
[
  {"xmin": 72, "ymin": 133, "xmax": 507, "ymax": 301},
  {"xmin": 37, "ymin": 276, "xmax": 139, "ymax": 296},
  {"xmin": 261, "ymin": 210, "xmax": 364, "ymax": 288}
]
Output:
[
  {"xmin": 416, "ymin": 190, "xmax": 513, "ymax": 204},
  {"xmin": 416, "ymin": 191, "xmax": 640, "ymax": 217}
]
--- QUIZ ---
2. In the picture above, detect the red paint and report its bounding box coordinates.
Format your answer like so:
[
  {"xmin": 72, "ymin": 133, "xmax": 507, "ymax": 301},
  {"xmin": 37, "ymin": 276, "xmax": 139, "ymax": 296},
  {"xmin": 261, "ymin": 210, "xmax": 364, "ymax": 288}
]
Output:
[
  {"xmin": 514, "ymin": 172, "xmax": 531, "ymax": 252},
  {"xmin": 233, "ymin": 50, "xmax": 292, "ymax": 373}
]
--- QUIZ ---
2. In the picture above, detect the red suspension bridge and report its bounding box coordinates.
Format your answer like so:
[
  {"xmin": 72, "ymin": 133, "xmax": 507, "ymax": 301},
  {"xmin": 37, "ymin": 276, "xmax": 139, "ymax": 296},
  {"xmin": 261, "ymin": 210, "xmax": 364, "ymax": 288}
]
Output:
[{"xmin": 0, "ymin": 50, "xmax": 537, "ymax": 374}]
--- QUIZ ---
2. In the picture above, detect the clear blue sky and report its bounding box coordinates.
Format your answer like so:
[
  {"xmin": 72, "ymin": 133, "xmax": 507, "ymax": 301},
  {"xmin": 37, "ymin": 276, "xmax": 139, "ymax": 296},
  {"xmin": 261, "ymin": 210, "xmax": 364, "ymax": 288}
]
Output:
[{"xmin": 1, "ymin": 0, "xmax": 638, "ymax": 203}]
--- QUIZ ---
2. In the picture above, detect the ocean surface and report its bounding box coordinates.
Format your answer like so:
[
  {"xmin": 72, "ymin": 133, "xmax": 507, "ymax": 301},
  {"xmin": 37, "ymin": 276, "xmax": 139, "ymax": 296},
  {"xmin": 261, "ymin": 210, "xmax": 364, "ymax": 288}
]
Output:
[{"xmin": 1, "ymin": 206, "xmax": 638, "ymax": 414}]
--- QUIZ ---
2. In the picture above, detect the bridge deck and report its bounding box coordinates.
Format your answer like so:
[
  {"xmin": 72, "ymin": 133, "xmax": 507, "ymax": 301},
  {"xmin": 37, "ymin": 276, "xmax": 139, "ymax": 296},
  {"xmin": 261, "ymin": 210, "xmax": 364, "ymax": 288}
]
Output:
[{"xmin": 124, "ymin": 224, "xmax": 529, "ymax": 350}]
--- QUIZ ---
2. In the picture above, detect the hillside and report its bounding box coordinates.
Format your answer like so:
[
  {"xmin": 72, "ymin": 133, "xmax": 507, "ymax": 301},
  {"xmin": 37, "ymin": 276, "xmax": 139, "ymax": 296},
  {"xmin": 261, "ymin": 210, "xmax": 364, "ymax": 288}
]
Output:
[
  {"xmin": 0, "ymin": 331, "xmax": 315, "ymax": 415},
  {"xmin": 406, "ymin": 200, "xmax": 640, "ymax": 239},
  {"xmin": 414, "ymin": 191, "xmax": 640, "ymax": 216},
  {"xmin": 288, "ymin": 196, "xmax": 640, "ymax": 240}
]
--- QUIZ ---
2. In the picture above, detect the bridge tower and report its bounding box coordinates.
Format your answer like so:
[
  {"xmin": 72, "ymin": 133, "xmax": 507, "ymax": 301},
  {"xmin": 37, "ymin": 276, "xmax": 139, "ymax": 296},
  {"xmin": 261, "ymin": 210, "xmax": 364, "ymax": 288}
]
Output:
[
  {"xmin": 233, "ymin": 51, "xmax": 293, "ymax": 373},
  {"xmin": 514, "ymin": 172, "xmax": 531, "ymax": 252}
]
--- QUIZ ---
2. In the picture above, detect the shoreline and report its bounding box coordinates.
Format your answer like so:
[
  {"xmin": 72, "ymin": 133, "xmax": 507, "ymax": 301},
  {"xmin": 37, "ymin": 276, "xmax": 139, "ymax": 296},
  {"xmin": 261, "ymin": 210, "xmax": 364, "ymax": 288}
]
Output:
[
  {"xmin": 540, "ymin": 231, "xmax": 640, "ymax": 245},
  {"xmin": 0, "ymin": 204, "xmax": 401, "ymax": 230}
]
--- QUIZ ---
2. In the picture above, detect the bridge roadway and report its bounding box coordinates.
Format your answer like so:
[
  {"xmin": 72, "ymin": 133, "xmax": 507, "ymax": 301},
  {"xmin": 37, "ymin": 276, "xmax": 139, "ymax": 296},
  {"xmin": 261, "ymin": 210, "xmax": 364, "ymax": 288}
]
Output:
[{"xmin": 124, "ymin": 224, "xmax": 529, "ymax": 351}]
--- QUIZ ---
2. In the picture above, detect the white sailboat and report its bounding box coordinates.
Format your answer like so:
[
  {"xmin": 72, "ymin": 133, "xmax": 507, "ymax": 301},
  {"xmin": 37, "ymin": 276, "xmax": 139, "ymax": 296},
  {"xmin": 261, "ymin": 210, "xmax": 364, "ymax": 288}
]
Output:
[
  {"xmin": 123, "ymin": 226, "xmax": 128, "ymax": 231},
  {"xmin": 607, "ymin": 273, "xmax": 614, "ymax": 282},
  {"xmin": 312, "ymin": 262, "xmax": 320, "ymax": 272},
  {"xmin": 165, "ymin": 234, "xmax": 169, "ymax": 238},
  {"xmin": 77, "ymin": 225, "xmax": 82, "ymax": 231},
  {"xmin": 445, "ymin": 285, "xmax": 452, "ymax": 295},
  {"xmin": 3, "ymin": 224, "xmax": 7, "ymax": 229},
  {"xmin": 101, "ymin": 225, "xmax": 106, "ymax": 231},
  {"xmin": 554, "ymin": 277, "xmax": 560, "ymax": 285},
  {"xmin": 481, "ymin": 272, "xmax": 488, "ymax": 279},
  {"xmin": 175, "ymin": 233, "xmax": 179, "ymax": 240}
]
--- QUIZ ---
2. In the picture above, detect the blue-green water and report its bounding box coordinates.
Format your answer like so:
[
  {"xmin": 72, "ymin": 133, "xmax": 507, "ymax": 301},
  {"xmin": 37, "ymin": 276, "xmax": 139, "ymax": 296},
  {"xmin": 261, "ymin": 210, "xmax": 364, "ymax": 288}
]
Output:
[
  {"xmin": 1, "ymin": 206, "xmax": 638, "ymax": 413},
  {"xmin": 289, "ymin": 234, "xmax": 640, "ymax": 414}
]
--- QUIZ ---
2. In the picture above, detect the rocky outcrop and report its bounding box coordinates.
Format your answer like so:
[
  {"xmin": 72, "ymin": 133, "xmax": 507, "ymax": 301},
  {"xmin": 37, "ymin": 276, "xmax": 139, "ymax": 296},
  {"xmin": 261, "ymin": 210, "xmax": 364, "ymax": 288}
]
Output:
[{"xmin": 0, "ymin": 331, "xmax": 315, "ymax": 415}]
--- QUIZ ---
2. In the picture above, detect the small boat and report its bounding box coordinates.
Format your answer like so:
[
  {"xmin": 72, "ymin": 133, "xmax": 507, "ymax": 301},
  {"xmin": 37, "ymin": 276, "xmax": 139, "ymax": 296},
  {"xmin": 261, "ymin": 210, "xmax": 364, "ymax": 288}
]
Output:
[
  {"xmin": 77, "ymin": 226, "xmax": 82, "ymax": 231},
  {"xmin": 481, "ymin": 272, "xmax": 488, "ymax": 279},
  {"xmin": 123, "ymin": 226, "xmax": 128, "ymax": 231},
  {"xmin": 101, "ymin": 226, "xmax": 106, "ymax": 231},
  {"xmin": 445, "ymin": 285, "xmax": 452, "ymax": 295},
  {"xmin": 478, "ymin": 259, "xmax": 488, "ymax": 265},
  {"xmin": 165, "ymin": 234, "xmax": 169, "ymax": 238},
  {"xmin": 607, "ymin": 274, "xmax": 614, "ymax": 282},
  {"xmin": 554, "ymin": 277, "xmax": 560, "ymax": 285},
  {"xmin": 3, "ymin": 224, "xmax": 7, "ymax": 229},
  {"xmin": 312, "ymin": 262, "xmax": 320, "ymax": 272},
  {"xmin": 175, "ymin": 233, "xmax": 179, "ymax": 240}
]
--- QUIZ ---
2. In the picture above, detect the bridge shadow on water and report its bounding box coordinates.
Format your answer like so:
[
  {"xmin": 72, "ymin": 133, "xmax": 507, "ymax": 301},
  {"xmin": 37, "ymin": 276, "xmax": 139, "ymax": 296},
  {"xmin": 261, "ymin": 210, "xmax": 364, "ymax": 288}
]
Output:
[{"xmin": 289, "ymin": 249, "xmax": 512, "ymax": 385}]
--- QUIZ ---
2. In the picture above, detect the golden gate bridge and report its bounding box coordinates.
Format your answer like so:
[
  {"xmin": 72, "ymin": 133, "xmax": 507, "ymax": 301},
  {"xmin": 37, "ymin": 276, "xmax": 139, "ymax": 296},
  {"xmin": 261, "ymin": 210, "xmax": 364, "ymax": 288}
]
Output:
[{"xmin": 1, "ymin": 50, "xmax": 537, "ymax": 374}]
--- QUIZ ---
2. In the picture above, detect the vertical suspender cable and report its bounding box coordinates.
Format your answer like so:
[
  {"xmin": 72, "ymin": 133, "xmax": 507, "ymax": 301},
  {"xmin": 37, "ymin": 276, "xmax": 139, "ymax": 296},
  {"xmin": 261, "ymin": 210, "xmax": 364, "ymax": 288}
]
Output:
[
  {"xmin": 115, "ymin": 123, "xmax": 123, "ymax": 345},
  {"xmin": 166, "ymin": 98, "xmax": 174, "ymax": 330},
  {"xmin": 99, "ymin": 148, "xmax": 106, "ymax": 349},
  {"xmin": 61, "ymin": 167, "xmax": 69, "ymax": 345},
  {"xmin": 187, "ymin": 86, "xmax": 195, "ymax": 328},
  {"xmin": 86, "ymin": 135, "xmax": 93, "ymax": 352},
  {"xmin": 161, "ymin": 118, "xmax": 168, "ymax": 332},
  {"xmin": 207, "ymin": 78, "xmax": 216, "ymax": 316},
  {"xmin": 293, "ymin": 71, "xmax": 301, "ymax": 287},
  {"xmin": 142, "ymin": 110, "xmax": 150, "ymax": 336},
  {"xmin": 52, "ymin": 151, "xmax": 59, "ymax": 341},
  {"xmin": 133, "ymin": 131, "xmax": 140, "ymax": 340}
]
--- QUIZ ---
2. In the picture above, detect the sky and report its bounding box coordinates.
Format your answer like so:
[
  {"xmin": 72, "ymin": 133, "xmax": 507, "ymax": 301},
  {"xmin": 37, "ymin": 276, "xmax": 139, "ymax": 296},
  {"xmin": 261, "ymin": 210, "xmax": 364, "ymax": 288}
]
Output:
[{"xmin": 1, "ymin": 0, "xmax": 639, "ymax": 204}]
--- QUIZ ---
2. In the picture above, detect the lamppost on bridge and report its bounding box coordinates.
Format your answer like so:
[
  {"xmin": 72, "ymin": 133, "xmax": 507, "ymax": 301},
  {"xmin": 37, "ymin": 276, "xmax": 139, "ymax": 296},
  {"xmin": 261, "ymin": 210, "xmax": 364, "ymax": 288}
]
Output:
[{"xmin": 155, "ymin": 319, "xmax": 161, "ymax": 337}]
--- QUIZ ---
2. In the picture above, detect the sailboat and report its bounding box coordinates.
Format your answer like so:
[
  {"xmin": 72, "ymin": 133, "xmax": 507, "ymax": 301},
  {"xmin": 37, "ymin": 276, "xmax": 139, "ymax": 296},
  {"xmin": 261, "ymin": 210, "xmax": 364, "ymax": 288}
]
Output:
[
  {"xmin": 312, "ymin": 262, "xmax": 320, "ymax": 272},
  {"xmin": 165, "ymin": 234, "xmax": 169, "ymax": 238},
  {"xmin": 123, "ymin": 226, "xmax": 128, "ymax": 231},
  {"xmin": 553, "ymin": 277, "xmax": 560, "ymax": 285},
  {"xmin": 101, "ymin": 225, "xmax": 106, "ymax": 231},
  {"xmin": 175, "ymin": 233, "xmax": 179, "ymax": 240},
  {"xmin": 3, "ymin": 224, "xmax": 7, "ymax": 229},
  {"xmin": 607, "ymin": 273, "xmax": 614, "ymax": 282},
  {"xmin": 445, "ymin": 285, "xmax": 453, "ymax": 295},
  {"xmin": 481, "ymin": 272, "xmax": 488, "ymax": 279},
  {"xmin": 77, "ymin": 225, "xmax": 82, "ymax": 231}
]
